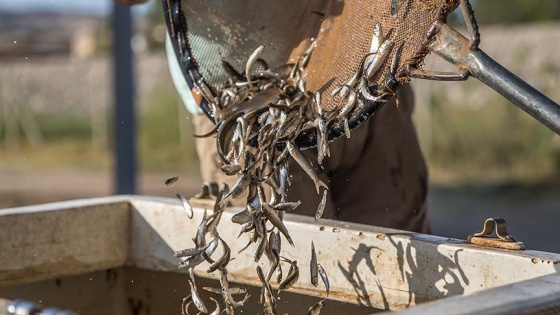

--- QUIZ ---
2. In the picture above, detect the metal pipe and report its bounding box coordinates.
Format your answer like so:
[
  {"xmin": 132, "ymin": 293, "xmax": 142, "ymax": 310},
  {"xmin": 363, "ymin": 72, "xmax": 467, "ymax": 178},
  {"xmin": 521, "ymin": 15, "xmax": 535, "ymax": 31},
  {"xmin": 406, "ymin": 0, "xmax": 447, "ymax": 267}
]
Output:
[
  {"xmin": 429, "ymin": 23, "xmax": 560, "ymax": 135},
  {"xmin": 112, "ymin": 4, "xmax": 137, "ymax": 194},
  {"xmin": 469, "ymin": 51, "xmax": 560, "ymax": 135}
]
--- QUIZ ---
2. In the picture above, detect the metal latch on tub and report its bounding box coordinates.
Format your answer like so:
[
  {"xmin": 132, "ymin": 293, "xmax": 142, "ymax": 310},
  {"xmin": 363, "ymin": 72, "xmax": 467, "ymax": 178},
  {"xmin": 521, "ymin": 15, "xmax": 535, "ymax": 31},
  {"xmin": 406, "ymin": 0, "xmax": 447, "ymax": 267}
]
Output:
[{"xmin": 467, "ymin": 217, "xmax": 525, "ymax": 250}]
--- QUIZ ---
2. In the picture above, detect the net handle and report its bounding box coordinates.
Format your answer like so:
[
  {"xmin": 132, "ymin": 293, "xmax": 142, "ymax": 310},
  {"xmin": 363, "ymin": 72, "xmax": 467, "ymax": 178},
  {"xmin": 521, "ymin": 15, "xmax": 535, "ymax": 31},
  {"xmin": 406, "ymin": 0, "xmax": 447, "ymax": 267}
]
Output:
[{"xmin": 429, "ymin": 23, "xmax": 560, "ymax": 135}]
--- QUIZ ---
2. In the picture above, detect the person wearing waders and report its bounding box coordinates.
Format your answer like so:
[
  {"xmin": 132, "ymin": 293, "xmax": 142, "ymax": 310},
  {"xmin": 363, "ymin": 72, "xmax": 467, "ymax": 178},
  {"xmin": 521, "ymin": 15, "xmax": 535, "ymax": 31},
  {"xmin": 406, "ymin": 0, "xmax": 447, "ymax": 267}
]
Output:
[{"xmin": 115, "ymin": 0, "xmax": 429, "ymax": 233}]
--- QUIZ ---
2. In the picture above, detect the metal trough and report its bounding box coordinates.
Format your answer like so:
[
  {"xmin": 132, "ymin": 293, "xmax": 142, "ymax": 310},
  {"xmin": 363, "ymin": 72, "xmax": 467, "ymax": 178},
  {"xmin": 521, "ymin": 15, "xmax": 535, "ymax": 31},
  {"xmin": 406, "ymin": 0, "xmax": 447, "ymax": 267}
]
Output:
[{"xmin": 1, "ymin": 196, "xmax": 559, "ymax": 314}]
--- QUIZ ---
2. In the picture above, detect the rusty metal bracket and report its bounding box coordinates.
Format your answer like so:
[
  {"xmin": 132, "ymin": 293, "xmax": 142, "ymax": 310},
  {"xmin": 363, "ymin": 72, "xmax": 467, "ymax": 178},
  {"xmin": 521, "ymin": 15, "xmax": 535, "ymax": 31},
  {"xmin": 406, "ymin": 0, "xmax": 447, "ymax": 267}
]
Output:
[{"xmin": 467, "ymin": 218, "xmax": 525, "ymax": 250}]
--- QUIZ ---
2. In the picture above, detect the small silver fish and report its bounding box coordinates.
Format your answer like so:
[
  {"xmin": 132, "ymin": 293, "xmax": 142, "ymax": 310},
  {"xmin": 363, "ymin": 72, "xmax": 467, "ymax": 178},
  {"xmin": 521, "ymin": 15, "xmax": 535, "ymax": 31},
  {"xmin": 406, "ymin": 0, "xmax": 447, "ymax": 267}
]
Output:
[
  {"xmin": 369, "ymin": 23, "xmax": 383, "ymax": 53},
  {"xmin": 174, "ymin": 239, "xmax": 215, "ymax": 258},
  {"xmin": 257, "ymin": 265, "xmax": 277, "ymax": 315},
  {"xmin": 206, "ymin": 212, "xmax": 223, "ymax": 236},
  {"xmin": 165, "ymin": 176, "xmax": 179, "ymax": 186},
  {"xmin": 254, "ymin": 221, "xmax": 268, "ymax": 263},
  {"xmin": 279, "ymin": 257, "xmax": 299, "ymax": 290},
  {"xmin": 273, "ymin": 201, "xmax": 302, "ymax": 211},
  {"xmin": 265, "ymin": 248, "xmax": 280, "ymax": 282},
  {"xmin": 317, "ymin": 118, "xmax": 329, "ymax": 165},
  {"xmin": 246, "ymin": 45, "xmax": 264, "ymax": 87},
  {"xmin": 176, "ymin": 193, "xmax": 194, "ymax": 219},
  {"xmin": 187, "ymin": 278, "xmax": 208, "ymax": 314},
  {"xmin": 271, "ymin": 231, "xmax": 281, "ymax": 254},
  {"xmin": 220, "ymin": 269, "xmax": 251, "ymax": 307},
  {"xmin": 203, "ymin": 286, "xmax": 247, "ymax": 295},
  {"xmin": 219, "ymin": 174, "xmax": 251, "ymax": 207},
  {"xmin": 276, "ymin": 258, "xmax": 283, "ymax": 283},
  {"xmin": 194, "ymin": 209, "xmax": 211, "ymax": 247},
  {"xmin": 317, "ymin": 263, "xmax": 330, "ymax": 296},
  {"xmin": 343, "ymin": 118, "xmax": 351, "ymax": 139},
  {"xmin": 359, "ymin": 78, "xmax": 387, "ymax": 103},
  {"xmin": 315, "ymin": 189, "xmax": 328, "ymax": 221},
  {"xmin": 310, "ymin": 241, "xmax": 318, "ymax": 286},
  {"xmin": 230, "ymin": 173, "xmax": 251, "ymax": 199},
  {"xmin": 178, "ymin": 253, "xmax": 205, "ymax": 270},
  {"xmin": 231, "ymin": 207, "xmax": 252, "ymax": 224},
  {"xmin": 364, "ymin": 39, "xmax": 394, "ymax": 80},
  {"xmin": 207, "ymin": 237, "xmax": 231, "ymax": 273},
  {"xmin": 178, "ymin": 237, "xmax": 219, "ymax": 270},
  {"xmin": 262, "ymin": 204, "xmax": 294, "ymax": 247},
  {"xmin": 337, "ymin": 86, "xmax": 357, "ymax": 118},
  {"xmin": 287, "ymin": 142, "xmax": 328, "ymax": 194}
]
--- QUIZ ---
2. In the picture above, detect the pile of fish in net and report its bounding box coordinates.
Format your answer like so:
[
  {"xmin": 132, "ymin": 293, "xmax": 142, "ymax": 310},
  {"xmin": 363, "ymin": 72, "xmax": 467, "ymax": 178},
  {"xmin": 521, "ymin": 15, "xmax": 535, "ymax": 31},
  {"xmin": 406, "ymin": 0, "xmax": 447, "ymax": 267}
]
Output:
[{"xmin": 172, "ymin": 24, "xmax": 399, "ymax": 315}]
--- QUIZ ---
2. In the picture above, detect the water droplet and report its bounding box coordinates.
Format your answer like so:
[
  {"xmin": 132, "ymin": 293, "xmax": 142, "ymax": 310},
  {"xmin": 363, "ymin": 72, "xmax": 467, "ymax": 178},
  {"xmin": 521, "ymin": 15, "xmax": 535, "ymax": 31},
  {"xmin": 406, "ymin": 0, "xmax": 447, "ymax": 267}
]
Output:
[{"xmin": 13, "ymin": 40, "xmax": 17, "ymax": 44}]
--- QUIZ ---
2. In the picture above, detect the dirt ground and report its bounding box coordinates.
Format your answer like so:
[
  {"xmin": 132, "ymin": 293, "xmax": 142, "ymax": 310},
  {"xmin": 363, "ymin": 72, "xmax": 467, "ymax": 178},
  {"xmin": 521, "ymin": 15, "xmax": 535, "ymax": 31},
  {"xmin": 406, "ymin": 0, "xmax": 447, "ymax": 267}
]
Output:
[{"xmin": 1, "ymin": 166, "xmax": 559, "ymax": 253}]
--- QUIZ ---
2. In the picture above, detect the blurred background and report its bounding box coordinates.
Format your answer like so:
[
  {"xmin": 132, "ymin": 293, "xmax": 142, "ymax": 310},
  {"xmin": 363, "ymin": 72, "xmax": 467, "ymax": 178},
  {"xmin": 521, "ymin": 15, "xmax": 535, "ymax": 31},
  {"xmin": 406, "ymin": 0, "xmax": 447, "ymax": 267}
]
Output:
[{"xmin": 0, "ymin": 1, "xmax": 558, "ymax": 250}]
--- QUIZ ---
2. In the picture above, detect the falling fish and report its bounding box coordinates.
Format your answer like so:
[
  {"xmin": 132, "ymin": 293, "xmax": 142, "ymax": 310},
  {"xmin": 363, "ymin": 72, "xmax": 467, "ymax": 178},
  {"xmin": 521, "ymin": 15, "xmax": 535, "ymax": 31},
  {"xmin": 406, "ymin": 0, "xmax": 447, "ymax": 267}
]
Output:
[
  {"xmin": 207, "ymin": 237, "xmax": 231, "ymax": 273},
  {"xmin": 287, "ymin": 142, "xmax": 328, "ymax": 194},
  {"xmin": 263, "ymin": 203, "xmax": 295, "ymax": 247},
  {"xmin": 165, "ymin": 176, "xmax": 179, "ymax": 186},
  {"xmin": 310, "ymin": 241, "xmax": 318, "ymax": 286},
  {"xmin": 315, "ymin": 189, "xmax": 328, "ymax": 221},
  {"xmin": 317, "ymin": 263, "xmax": 330, "ymax": 296},
  {"xmin": 203, "ymin": 286, "xmax": 247, "ymax": 295},
  {"xmin": 176, "ymin": 193, "xmax": 193, "ymax": 219},
  {"xmin": 174, "ymin": 239, "xmax": 216, "ymax": 258},
  {"xmin": 279, "ymin": 257, "xmax": 299, "ymax": 290},
  {"xmin": 187, "ymin": 278, "xmax": 208, "ymax": 314}
]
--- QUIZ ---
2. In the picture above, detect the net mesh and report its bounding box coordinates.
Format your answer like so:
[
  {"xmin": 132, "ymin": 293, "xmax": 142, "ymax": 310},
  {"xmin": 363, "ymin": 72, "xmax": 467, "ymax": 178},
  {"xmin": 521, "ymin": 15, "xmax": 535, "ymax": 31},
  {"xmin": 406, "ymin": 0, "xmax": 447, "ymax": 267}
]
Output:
[{"xmin": 179, "ymin": 0, "xmax": 459, "ymax": 112}]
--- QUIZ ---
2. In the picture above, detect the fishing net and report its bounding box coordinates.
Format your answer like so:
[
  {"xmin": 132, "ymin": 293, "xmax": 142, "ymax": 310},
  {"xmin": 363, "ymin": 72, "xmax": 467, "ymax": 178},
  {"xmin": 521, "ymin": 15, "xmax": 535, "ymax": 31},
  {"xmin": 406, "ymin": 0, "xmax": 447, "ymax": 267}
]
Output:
[{"xmin": 164, "ymin": 0, "xmax": 461, "ymax": 146}]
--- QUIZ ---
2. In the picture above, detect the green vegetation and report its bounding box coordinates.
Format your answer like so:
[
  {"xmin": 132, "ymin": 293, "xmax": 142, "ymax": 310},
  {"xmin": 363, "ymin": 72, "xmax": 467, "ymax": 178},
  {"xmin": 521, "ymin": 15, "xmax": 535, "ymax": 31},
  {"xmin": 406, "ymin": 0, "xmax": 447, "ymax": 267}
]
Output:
[
  {"xmin": 0, "ymin": 85, "xmax": 200, "ymax": 176},
  {"xmin": 3, "ymin": 81, "xmax": 558, "ymax": 184},
  {"xmin": 472, "ymin": 1, "xmax": 560, "ymax": 25},
  {"xmin": 417, "ymin": 80, "xmax": 560, "ymax": 184},
  {"xmin": 449, "ymin": 1, "xmax": 560, "ymax": 26}
]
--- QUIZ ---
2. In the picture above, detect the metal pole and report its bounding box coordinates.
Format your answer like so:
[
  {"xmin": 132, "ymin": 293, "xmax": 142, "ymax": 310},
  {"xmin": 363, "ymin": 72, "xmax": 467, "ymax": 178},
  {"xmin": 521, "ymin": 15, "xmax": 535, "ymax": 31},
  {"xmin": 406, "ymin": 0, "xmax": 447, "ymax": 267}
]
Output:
[
  {"xmin": 468, "ymin": 50, "xmax": 560, "ymax": 135},
  {"xmin": 429, "ymin": 23, "xmax": 560, "ymax": 135},
  {"xmin": 112, "ymin": 4, "xmax": 136, "ymax": 194}
]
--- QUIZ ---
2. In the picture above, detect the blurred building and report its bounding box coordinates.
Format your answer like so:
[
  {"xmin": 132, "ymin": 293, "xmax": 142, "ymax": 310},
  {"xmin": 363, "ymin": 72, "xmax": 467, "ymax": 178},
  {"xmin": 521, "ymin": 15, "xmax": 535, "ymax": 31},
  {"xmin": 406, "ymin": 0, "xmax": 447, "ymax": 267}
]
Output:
[{"xmin": 0, "ymin": 12, "xmax": 104, "ymax": 59}]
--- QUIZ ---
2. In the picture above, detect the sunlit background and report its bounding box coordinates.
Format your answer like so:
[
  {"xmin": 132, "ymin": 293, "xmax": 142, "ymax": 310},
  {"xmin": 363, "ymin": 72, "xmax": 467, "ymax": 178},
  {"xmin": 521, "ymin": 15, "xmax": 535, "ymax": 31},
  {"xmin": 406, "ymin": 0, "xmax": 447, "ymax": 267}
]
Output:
[{"xmin": 0, "ymin": 1, "xmax": 559, "ymax": 250}]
